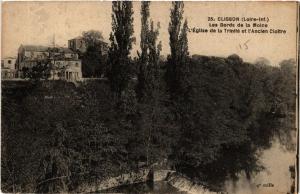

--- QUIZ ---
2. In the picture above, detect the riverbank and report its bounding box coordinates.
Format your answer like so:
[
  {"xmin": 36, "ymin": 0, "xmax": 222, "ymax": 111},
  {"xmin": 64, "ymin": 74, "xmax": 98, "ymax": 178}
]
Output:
[
  {"xmin": 76, "ymin": 168, "xmax": 216, "ymax": 194},
  {"xmin": 166, "ymin": 172, "xmax": 216, "ymax": 194},
  {"xmin": 76, "ymin": 169, "xmax": 150, "ymax": 192}
]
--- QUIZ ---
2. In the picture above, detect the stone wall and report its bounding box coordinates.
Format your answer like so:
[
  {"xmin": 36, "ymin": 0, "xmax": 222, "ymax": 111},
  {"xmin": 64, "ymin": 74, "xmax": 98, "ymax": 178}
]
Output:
[
  {"xmin": 76, "ymin": 169, "xmax": 150, "ymax": 192},
  {"xmin": 153, "ymin": 170, "xmax": 175, "ymax": 181},
  {"xmin": 166, "ymin": 172, "xmax": 217, "ymax": 194},
  {"xmin": 75, "ymin": 168, "xmax": 216, "ymax": 193}
]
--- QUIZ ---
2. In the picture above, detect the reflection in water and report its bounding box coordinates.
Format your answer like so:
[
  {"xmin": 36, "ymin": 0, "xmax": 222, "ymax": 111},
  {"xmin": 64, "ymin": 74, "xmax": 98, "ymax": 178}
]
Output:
[
  {"xmin": 224, "ymin": 139, "xmax": 295, "ymax": 194},
  {"xmin": 100, "ymin": 140, "xmax": 295, "ymax": 194},
  {"xmin": 100, "ymin": 181, "xmax": 187, "ymax": 194}
]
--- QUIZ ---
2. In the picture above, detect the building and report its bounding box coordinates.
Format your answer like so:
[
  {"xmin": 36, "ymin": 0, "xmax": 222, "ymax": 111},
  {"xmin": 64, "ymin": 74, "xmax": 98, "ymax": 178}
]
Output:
[
  {"xmin": 68, "ymin": 36, "xmax": 109, "ymax": 54},
  {"xmin": 68, "ymin": 36, "xmax": 87, "ymax": 53},
  {"xmin": 17, "ymin": 45, "xmax": 82, "ymax": 81},
  {"xmin": 1, "ymin": 57, "xmax": 17, "ymax": 79}
]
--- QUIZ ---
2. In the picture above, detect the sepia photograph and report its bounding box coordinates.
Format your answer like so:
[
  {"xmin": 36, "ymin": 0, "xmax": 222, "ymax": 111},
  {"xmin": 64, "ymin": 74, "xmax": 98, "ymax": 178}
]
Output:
[{"xmin": 1, "ymin": 1, "xmax": 298, "ymax": 193}]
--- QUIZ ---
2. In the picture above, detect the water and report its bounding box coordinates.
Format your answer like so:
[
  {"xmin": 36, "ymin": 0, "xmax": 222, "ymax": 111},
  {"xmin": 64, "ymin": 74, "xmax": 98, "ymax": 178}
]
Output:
[
  {"xmin": 100, "ymin": 140, "xmax": 295, "ymax": 194},
  {"xmin": 224, "ymin": 139, "xmax": 295, "ymax": 194},
  {"xmin": 100, "ymin": 181, "xmax": 187, "ymax": 194}
]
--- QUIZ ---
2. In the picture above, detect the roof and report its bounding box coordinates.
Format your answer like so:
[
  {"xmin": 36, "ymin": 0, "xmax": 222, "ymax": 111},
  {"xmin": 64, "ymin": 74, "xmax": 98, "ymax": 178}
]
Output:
[
  {"xmin": 49, "ymin": 47, "xmax": 74, "ymax": 53},
  {"xmin": 2, "ymin": 57, "xmax": 17, "ymax": 60},
  {"xmin": 20, "ymin": 45, "xmax": 75, "ymax": 54},
  {"xmin": 69, "ymin": 36, "xmax": 83, "ymax": 40},
  {"xmin": 21, "ymin": 45, "xmax": 49, "ymax": 52},
  {"xmin": 69, "ymin": 36, "xmax": 109, "ymax": 44}
]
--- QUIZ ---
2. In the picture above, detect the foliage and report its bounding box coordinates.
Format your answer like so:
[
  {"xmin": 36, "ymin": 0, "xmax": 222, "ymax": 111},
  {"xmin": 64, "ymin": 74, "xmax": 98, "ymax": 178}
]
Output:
[
  {"xmin": 81, "ymin": 43, "xmax": 107, "ymax": 78},
  {"xmin": 21, "ymin": 61, "xmax": 51, "ymax": 81},
  {"xmin": 136, "ymin": 1, "xmax": 162, "ymax": 100},
  {"xmin": 82, "ymin": 30, "xmax": 104, "ymax": 47},
  {"xmin": 2, "ymin": 81, "xmax": 133, "ymax": 192},
  {"xmin": 107, "ymin": 1, "xmax": 135, "ymax": 97},
  {"xmin": 80, "ymin": 30, "xmax": 108, "ymax": 78},
  {"xmin": 166, "ymin": 1, "xmax": 189, "ymax": 96},
  {"xmin": 170, "ymin": 55, "xmax": 296, "ymax": 191},
  {"xmin": 134, "ymin": 1, "xmax": 170, "ymax": 166},
  {"xmin": 1, "ymin": 54, "xmax": 296, "ymax": 192}
]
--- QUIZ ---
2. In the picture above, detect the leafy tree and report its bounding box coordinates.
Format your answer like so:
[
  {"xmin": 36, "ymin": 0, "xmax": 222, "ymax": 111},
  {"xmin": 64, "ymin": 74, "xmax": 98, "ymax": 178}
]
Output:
[
  {"xmin": 134, "ymin": 1, "xmax": 168, "ymax": 165},
  {"xmin": 107, "ymin": 1, "xmax": 135, "ymax": 97},
  {"xmin": 36, "ymin": 123, "xmax": 71, "ymax": 193},
  {"xmin": 80, "ymin": 30, "xmax": 107, "ymax": 78},
  {"xmin": 22, "ymin": 61, "xmax": 51, "ymax": 81},
  {"xmin": 82, "ymin": 30, "xmax": 104, "ymax": 47},
  {"xmin": 170, "ymin": 54, "xmax": 296, "ymax": 191},
  {"xmin": 139, "ymin": 1, "xmax": 150, "ymax": 65},
  {"xmin": 136, "ymin": 1, "xmax": 162, "ymax": 101},
  {"xmin": 165, "ymin": 1, "xmax": 189, "ymax": 96},
  {"xmin": 136, "ymin": 1, "xmax": 150, "ymax": 100},
  {"xmin": 81, "ymin": 44, "xmax": 107, "ymax": 78}
]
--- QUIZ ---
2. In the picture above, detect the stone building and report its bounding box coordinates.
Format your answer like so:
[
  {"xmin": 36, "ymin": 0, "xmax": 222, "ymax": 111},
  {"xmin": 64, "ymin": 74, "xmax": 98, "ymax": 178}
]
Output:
[
  {"xmin": 17, "ymin": 45, "xmax": 82, "ymax": 81},
  {"xmin": 68, "ymin": 36, "xmax": 109, "ymax": 54},
  {"xmin": 68, "ymin": 36, "xmax": 87, "ymax": 53},
  {"xmin": 1, "ymin": 57, "xmax": 17, "ymax": 79}
]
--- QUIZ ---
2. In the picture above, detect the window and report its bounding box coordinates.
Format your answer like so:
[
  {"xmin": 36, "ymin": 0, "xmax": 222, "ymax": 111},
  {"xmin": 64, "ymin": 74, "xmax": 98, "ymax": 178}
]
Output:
[{"xmin": 8, "ymin": 60, "xmax": 11, "ymax": 64}]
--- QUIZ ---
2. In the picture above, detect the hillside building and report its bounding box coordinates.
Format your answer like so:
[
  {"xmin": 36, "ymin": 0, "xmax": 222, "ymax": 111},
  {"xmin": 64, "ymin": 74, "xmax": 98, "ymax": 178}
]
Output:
[
  {"xmin": 1, "ymin": 57, "xmax": 17, "ymax": 79},
  {"xmin": 17, "ymin": 45, "xmax": 82, "ymax": 81},
  {"xmin": 68, "ymin": 36, "xmax": 109, "ymax": 54}
]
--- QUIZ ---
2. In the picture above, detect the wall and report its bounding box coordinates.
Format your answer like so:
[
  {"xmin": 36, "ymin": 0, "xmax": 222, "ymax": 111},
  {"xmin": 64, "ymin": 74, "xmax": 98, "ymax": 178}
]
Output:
[
  {"xmin": 76, "ymin": 169, "xmax": 150, "ymax": 192},
  {"xmin": 166, "ymin": 172, "xmax": 216, "ymax": 194}
]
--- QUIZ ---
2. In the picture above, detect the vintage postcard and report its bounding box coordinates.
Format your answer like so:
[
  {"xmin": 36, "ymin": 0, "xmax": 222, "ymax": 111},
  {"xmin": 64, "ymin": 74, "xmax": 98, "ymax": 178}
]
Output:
[{"xmin": 1, "ymin": 1, "xmax": 298, "ymax": 194}]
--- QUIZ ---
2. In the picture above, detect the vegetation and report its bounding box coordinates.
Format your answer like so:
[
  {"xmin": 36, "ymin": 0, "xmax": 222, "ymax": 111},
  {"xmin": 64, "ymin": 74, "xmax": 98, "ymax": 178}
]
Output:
[
  {"xmin": 107, "ymin": 1, "xmax": 135, "ymax": 97},
  {"xmin": 135, "ymin": 1, "xmax": 167, "ymax": 166},
  {"xmin": 166, "ymin": 1, "xmax": 189, "ymax": 97},
  {"xmin": 2, "ymin": 55, "xmax": 296, "ymax": 192},
  {"xmin": 80, "ymin": 30, "xmax": 108, "ymax": 78},
  {"xmin": 21, "ymin": 60, "xmax": 51, "ymax": 81}
]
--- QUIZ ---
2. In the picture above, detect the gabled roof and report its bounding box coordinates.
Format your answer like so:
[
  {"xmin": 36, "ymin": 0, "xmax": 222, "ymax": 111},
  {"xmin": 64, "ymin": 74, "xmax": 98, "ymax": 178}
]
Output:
[
  {"xmin": 69, "ymin": 36, "xmax": 109, "ymax": 44},
  {"xmin": 21, "ymin": 45, "xmax": 49, "ymax": 52},
  {"xmin": 2, "ymin": 57, "xmax": 17, "ymax": 60},
  {"xmin": 20, "ymin": 45, "xmax": 75, "ymax": 54},
  {"xmin": 69, "ymin": 36, "xmax": 83, "ymax": 40},
  {"xmin": 49, "ymin": 47, "xmax": 74, "ymax": 54}
]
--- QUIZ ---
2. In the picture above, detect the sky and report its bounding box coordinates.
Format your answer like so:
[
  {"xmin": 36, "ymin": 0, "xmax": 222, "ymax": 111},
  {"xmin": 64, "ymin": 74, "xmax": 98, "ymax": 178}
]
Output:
[{"xmin": 1, "ymin": 1, "xmax": 298, "ymax": 65}]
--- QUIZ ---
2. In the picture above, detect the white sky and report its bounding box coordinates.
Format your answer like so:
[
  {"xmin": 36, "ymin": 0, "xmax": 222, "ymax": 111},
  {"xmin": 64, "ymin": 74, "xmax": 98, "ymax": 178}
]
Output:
[{"xmin": 2, "ymin": 1, "xmax": 298, "ymax": 65}]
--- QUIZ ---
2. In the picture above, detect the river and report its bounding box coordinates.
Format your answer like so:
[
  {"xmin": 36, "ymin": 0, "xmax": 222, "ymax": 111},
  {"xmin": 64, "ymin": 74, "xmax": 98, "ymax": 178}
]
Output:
[
  {"xmin": 100, "ymin": 139, "xmax": 295, "ymax": 194},
  {"xmin": 100, "ymin": 181, "xmax": 187, "ymax": 193},
  {"xmin": 224, "ymin": 139, "xmax": 295, "ymax": 194}
]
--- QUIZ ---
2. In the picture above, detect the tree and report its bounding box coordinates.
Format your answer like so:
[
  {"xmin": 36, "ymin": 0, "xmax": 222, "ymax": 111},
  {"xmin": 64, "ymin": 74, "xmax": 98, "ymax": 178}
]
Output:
[
  {"xmin": 177, "ymin": 19, "xmax": 190, "ymax": 96},
  {"xmin": 80, "ymin": 30, "xmax": 107, "ymax": 78},
  {"xmin": 107, "ymin": 1, "xmax": 135, "ymax": 97},
  {"xmin": 36, "ymin": 123, "xmax": 71, "ymax": 193},
  {"xmin": 134, "ymin": 1, "xmax": 167, "ymax": 165},
  {"xmin": 22, "ymin": 60, "xmax": 51, "ymax": 81},
  {"xmin": 82, "ymin": 30, "xmax": 104, "ymax": 48},
  {"xmin": 165, "ymin": 1, "xmax": 193, "ymax": 170},
  {"xmin": 136, "ymin": 1, "xmax": 162, "ymax": 101},
  {"xmin": 139, "ymin": 1, "xmax": 150, "ymax": 65},
  {"xmin": 136, "ymin": 1, "xmax": 150, "ymax": 100},
  {"xmin": 165, "ymin": 1, "xmax": 189, "ymax": 96},
  {"xmin": 81, "ymin": 44, "xmax": 107, "ymax": 78}
]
